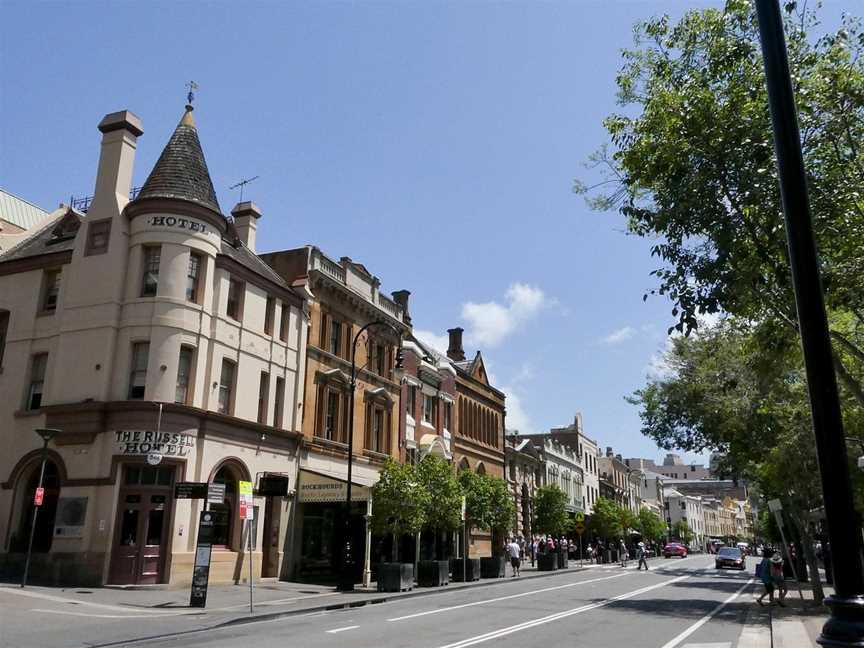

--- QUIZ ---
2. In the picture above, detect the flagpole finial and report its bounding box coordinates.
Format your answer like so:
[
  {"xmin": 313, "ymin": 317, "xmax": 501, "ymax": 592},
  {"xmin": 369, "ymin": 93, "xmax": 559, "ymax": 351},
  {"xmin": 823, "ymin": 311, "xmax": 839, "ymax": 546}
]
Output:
[{"xmin": 185, "ymin": 80, "xmax": 198, "ymax": 110}]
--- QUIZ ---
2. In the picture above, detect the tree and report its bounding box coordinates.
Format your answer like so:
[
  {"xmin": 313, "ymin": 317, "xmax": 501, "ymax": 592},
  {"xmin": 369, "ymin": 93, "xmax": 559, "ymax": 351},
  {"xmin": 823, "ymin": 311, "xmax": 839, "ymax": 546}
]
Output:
[
  {"xmin": 589, "ymin": 497, "xmax": 623, "ymax": 540},
  {"xmin": 370, "ymin": 459, "xmax": 429, "ymax": 562},
  {"xmin": 673, "ymin": 521, "xmax": 693, "ymax": 546},
  {"xmin": 534, "ymin": 485, "xmax": 570, "ymax": 537},
  {"xmin": 416, "ymin": 455, "xmax": 463, "ymax": 559},
  {"xmin": 576, "ymin": 0, "xmax": 864, "ymax": 407},
  {"xmin": 637, "ymin": 509, "xmax": 668, "ymax": 544},
  {"xmin": 458, "ymin": 471, "xmax": 515, "ymax": 555}
]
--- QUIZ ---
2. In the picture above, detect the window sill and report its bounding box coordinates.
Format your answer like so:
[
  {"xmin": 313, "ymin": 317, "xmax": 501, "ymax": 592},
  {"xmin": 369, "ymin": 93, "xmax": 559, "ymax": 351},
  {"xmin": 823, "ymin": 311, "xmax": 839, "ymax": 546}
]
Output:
[
  {"xmin": 313, "ymin": 436, "xmax": 348, "ymax": 450},
  {"xmin": 36, "ymin": 310, "xmax": 56, "ymax": 318},
  {"xmin": 362, "ymin": 449, "xmax": 390, "ymax": 463},
  {"xmin": 14, "ymin": 408, "xmax": 44, "ymax": 418}
]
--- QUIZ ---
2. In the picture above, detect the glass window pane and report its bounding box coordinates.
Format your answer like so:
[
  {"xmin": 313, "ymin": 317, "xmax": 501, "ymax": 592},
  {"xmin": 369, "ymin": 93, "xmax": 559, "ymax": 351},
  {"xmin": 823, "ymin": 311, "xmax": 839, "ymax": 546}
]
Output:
[
  {"xmin": 125, "ymin": 466, "xmax": 141, "ymax": 485},
  {"xmin": 120, "ymin": 509, "xmax": 139, "ymax": 546},
  {"xmin": 157, "ymin": 468, "xmax": 173, "ymax": 486},
  {"xmin": 146, "ymin": 509, "xmax": 164, "ymax": 545},
  {"xmin": 141, "ymin": 467, "xmax": 157, "ymax": 485}
]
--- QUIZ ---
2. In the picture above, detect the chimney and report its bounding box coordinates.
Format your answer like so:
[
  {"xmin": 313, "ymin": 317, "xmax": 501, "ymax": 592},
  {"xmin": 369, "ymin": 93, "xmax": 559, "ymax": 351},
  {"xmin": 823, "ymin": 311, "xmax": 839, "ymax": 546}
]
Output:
[
  {"xmin": 231, "ymin": 201, "xmax": 262, "ymax": 252},
  {"xmin": 91, "ymin": 110, "xmax": 143, "ymax": 214},
  {"xmin": 606, "ymin": 446, "xmax": 614, "ymax": 458},
  {"xmin": 447, "ymin": 327, "xmax": 465, "ymax": 361},
  {"xmin": 391, "ymin": 290, "xmax": 411, "ymax": 324}
]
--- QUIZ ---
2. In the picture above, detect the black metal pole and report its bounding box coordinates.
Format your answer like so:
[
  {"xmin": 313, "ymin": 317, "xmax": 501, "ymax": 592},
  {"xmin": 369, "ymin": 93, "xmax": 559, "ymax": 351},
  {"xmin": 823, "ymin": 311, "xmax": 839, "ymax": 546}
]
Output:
[
  {"xmin": 755, "ymin": 1, "xmax": 864, "ymax": 644},
  {"xmin": 21, "ymin": 438, "xmax": 49, "ymax": 588}
]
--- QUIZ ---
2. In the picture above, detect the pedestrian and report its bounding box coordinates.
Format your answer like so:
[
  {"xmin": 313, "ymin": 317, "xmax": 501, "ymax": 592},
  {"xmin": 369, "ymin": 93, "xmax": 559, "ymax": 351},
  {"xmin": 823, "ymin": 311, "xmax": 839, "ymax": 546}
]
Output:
[
  {"xmin": 756, "ymin": 549, "xmax": 775, "ymax": 606},
  {"xmin": 770, "ymin": 553, "xmax": 787, "ymax": 606},
  {"xmin": 507, "ymin": 537, "xmax": 522, "ymax": 577},
  {"xmin": 637, "ymin": 542, "xmax": 649, "ymax": 571},
  {"xmin": 619, "ymin": 539, "xmax": 628, "ymax": 567}
]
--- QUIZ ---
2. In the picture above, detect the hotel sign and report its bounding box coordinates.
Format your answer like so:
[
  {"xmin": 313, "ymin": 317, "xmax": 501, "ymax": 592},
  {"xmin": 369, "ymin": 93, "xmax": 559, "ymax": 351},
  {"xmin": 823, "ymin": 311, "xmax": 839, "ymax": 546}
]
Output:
[
  {"xmin": 115, "ymin": 430, "xmax": 196, "ymax": 459},
  {"xmin": 148, "ymin": 215, "xmax": 209, "ymax": 234}
]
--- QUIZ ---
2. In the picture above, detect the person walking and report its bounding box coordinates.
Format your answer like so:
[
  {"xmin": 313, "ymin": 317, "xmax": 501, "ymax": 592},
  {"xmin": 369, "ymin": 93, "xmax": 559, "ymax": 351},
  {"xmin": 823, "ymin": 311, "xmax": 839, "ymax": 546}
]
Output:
[
  {"xmin": 756, "ymin": 549, "xmax": 775, "ymax": 606},
  {"xmin": 507, "ymin": 537, "xmax": 522, "ymax": 577},
  {"xmin": 770, "ymin": 552, "xmax": 787, "ymax": 606},
  {"xmin": 637, "ymin": 542, "xmax": 649, "ymax": 571},
  {"xmin": 619, "ymin": 539, "xmax": 628, "ymax": 567}
]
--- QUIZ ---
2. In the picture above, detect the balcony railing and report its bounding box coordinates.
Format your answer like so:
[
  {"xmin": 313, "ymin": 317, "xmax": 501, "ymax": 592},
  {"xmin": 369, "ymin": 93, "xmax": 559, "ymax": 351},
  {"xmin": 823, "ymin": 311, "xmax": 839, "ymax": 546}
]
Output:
[
  {"xmin": 310, "ymin": 249, "xmax": 404, "ymax": 322},
  {"xmin": 70, "ymin": 186, "xmax": 141, "ymax": 213}
]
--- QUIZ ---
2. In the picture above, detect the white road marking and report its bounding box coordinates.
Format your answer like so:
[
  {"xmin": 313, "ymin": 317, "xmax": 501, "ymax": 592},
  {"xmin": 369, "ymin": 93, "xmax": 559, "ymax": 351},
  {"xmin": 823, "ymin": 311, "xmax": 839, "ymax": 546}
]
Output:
[
  {"xmin": 326, "ymin": 625, "xmax": 359, "ymax": 633},
  {"xmin": 387, "ymin": 572, "xmax": 631, "ymax": 622},
  {"xmin": 436, "ymin": 576, "xmax": 689, "ymax": 648},
  {"xmin": 657, "ymin": 578, "xmax": 755, "ymax": 648},
  {"xmin": 680, "ymin": 644, "xmax": 731, "ymax": 648}
]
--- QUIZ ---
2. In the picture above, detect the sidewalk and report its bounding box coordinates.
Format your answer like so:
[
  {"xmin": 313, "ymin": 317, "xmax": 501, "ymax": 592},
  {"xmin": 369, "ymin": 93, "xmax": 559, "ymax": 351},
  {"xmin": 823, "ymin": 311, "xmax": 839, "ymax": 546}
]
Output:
[{"xmin": 738, "ymin": 579, "xmax": 832, "ymax": 647}]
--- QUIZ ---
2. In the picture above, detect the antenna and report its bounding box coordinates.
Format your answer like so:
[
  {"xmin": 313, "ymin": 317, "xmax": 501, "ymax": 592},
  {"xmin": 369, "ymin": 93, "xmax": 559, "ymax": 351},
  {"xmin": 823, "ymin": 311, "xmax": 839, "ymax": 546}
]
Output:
[{"xmin": 229, "ymin": 176, "xmax": 260, "ymax": 203}]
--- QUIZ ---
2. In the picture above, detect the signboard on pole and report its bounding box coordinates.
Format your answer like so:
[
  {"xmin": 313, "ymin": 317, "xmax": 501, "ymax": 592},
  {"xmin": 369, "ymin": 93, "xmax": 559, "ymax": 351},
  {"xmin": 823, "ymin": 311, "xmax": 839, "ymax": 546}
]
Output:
[
  {"xmin": 574, "ymin": 522, "xmax": 586, "ymax": 535},
  {"xmin": 189, "ymin": 511, "xmax": 214, "ymax": 608},
  {"xmin": 239, "ymin": 481, "xmax": 253, "ymax": 520},
  {"xmin": 175, "ymin": 482, "xmax": 208, "ymax": 500},
  {"xmin": 461, "ymin": 496, "xmax": 466, "ymax": 522},
  {"xmin": 34, "ymin": 488, "xmax": 44, "ymax": 507},
  {"xmin": 207, "ymin": 483, "xmax": 226, "ymax": 505},
  {"xmin": 767, "ymin": 499, "xmax": 783, "ymax": 513}
]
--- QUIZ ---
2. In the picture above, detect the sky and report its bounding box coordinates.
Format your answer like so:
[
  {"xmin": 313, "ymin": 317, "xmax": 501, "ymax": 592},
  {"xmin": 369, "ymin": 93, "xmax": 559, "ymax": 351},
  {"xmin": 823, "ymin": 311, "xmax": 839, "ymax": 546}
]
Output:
[{"xmin": 0, "ymin": 0, "xmax": 853, "ymax": 466}]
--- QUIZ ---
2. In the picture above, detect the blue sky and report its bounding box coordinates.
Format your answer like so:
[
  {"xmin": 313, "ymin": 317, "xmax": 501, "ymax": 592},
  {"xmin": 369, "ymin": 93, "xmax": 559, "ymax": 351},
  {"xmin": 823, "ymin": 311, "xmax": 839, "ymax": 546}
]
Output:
[{"xmin": 0, "ymin": 1, "xmax": 852, "ymax": 465}]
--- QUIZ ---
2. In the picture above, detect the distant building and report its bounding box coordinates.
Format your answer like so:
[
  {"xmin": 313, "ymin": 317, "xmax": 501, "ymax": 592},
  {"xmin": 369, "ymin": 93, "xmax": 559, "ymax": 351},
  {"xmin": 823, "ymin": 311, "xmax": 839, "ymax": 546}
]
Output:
[
  {"xmin": 550, "ymin": 413, "xmax": 599, "ymax": 513},
  {"xmin": 599, "ymin": 447, "xmax": 638, "ymax": 512},
  {"xmin": 504, "ymin": 431, "xmax": 543, "ymax": 540},
  {"xmin": 664, "ymin": 488, "xmax": 706, "ymax": 550},
  {"xmin": 0, "ymin": 188, "xmax": 53, "ymax": 253},
  {"xmin": 625, "ymin": 454, "xmax": 711, "ymax": 481}
]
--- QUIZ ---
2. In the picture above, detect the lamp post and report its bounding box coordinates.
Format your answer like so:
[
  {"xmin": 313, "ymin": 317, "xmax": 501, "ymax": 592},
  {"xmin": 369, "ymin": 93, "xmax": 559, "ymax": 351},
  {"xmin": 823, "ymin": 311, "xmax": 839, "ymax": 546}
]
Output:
[
  {"xmin": 755, "ymin": 2, "xmax": 864, "ymax": 644},
  {"xmin": 338, "ymin": 320, "xmax": 404, "ymax": 592},
  {"xmin": 21, "ymin": 428, "xmax": 60, "ymax": 588}
]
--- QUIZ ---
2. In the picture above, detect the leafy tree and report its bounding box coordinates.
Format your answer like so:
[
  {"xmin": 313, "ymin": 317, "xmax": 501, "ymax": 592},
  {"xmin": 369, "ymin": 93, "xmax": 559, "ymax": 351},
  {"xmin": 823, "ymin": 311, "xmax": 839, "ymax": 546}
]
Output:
[
  {"xmin": 637, "ymin": 508, "xmax": 668, "ymax": 543},
  {"xmin": 618, "ymin": 506, "xmax": 638, "ymax": 536},
  {"xmin": 416, "ymin": 455, "xmax": 463, "ymax": 559},
  {"xmin": 589, "ymin": 497, "xmax": 623, "ymax": 540},
  {"xmin": 673, "ymin": 521, "xmax": 693, "ymax": 546},
  {"xmin": 576, "ymin": 0, "xmax": 864, "ymax": 406},
  {"xmin": 458, "ymin": 471, "xmax": 515, "ymax": 555},
  {"xmin": 486, "ymin": 475, "xmax": 516, "ymax": 539},
  {"xmin": 371, "ymin": 459, "xmax": 429, "ymax": 562},
  {"xmin": 534, "ymin": 485, "xmax": 570, "ymax": 537}
]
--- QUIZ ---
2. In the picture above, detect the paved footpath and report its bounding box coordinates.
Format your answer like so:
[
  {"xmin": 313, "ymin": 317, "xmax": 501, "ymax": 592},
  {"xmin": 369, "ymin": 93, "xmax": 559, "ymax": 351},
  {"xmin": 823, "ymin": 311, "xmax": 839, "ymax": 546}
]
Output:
[{"xmin": 1, "ymin": 555, "xmax": 818, "ymax": 648}]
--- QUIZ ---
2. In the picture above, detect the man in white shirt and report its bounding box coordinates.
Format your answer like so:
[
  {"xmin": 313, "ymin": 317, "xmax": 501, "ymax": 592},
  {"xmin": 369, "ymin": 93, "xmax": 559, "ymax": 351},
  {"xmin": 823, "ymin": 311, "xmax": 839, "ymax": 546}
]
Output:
[{"xmin": 507, "ymin": 538, "xmax": 522, "ymax": 577}]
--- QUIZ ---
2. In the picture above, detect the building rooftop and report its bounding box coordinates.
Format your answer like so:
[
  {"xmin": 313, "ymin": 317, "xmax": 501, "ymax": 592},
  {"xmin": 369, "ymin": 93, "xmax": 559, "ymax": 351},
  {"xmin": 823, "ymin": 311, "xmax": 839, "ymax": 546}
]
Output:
[{"xmin": 0, "ymin": 188, "xmax": 50, "ymax": 230}]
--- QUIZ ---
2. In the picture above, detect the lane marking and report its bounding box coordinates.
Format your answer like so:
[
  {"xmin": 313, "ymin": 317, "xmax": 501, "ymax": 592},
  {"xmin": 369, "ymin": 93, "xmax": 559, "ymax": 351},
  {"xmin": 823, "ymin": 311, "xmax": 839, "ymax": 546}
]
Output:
[
  {"xmin": 436, "ymin": 576, "xmax": 689, "ymax": 648},
  {"xmin": 657, "ymin": 578, "xmax": 755, "ymax": 648},
  {"xmin": 387, "ymin": 572, "xmax": 631, "ymax": 622},
  {"xmin": 326, "ymin": 625, "xmax": 359, "ymax": 633}
]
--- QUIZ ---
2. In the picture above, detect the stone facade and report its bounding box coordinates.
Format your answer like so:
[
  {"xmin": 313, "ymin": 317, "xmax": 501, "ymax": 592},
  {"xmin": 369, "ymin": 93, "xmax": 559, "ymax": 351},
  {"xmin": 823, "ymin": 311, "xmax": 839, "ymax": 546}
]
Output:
[{"xmin": 504, "ymin": 432, "xmax": 543, "ymax": 540}]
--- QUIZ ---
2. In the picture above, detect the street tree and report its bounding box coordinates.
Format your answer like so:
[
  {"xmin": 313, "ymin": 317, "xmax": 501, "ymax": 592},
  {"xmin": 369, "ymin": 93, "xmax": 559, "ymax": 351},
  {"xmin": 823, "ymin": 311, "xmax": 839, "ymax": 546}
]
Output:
[
  {"xmin": 533, "ymin": 485, "xmax": 570, "ymax": 537},
  {"xmin": 459, "ymin": 471, "xmax": 515, "ymax": 555},
  {"xmin": 589, "ymin": 497, "xmax": 623, "ymax": 540},
  {"xmin": 370, "ymin": 459, "xmax": 429, "ymax": 562},
  {"xmin": 637, "ymin": 509, "xmax": 668, "ymax": 544},
  {"xmin": 416, "ymin": 455, "xmax": 463, "ymax": 559},
  {"xmin": 575, "ymin": 0, "xmax": 864, "ymax": 406},
  {"xmin": 673, "ymin": 521, "xmax": 693, "ymax": 546}
]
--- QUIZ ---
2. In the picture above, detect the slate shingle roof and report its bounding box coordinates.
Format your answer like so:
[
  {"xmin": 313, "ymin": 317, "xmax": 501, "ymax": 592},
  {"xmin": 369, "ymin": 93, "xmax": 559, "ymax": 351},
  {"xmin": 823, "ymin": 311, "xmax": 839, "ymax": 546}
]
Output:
[
  {"xmin": 133, "ymin": 108, "xmax": 221, "ymax": 214},
  {"xmin": 0, "ymin": 208, "xmax": 81, "ymax": 262}
]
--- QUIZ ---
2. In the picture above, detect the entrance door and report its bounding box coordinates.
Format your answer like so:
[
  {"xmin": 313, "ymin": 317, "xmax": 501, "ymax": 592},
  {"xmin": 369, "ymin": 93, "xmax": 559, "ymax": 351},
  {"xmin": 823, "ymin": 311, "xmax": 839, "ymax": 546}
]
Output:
[
  {"xmin": 261, "ymin": 497, "xmax": 282, "ymax": 578},
  {"xmin": 109, "ymin": 465, "xmax": 175, "ymax": 585}
]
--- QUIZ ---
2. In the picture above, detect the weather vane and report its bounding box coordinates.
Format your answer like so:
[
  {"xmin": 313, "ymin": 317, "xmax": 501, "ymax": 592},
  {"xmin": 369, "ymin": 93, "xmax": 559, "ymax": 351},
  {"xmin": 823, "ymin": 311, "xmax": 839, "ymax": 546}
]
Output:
[
  {"xmin": 186, "ymin": 80, "xmax": 198, "ymax": 107},
  {"xmin": 229, "ymin": 176, "xmax": 260, "ymax": 203}
]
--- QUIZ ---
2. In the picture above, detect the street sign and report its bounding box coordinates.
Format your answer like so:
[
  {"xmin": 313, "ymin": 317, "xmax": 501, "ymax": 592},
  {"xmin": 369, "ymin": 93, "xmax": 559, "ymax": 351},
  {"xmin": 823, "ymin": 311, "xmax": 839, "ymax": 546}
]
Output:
[
  {"xmin": 574, "ymin": 522, "xmax": 586, "ymax": 535},
  {"xmin": 175, "ymin": 482, "xmax": 208, "ymax": 499},
  {"xmin": 34, "ymin": 488, "xmax": 44, "ymax": 506},
  {"xmin": 461, "ymin": 496, "xmax": 466, "ymax": 522},
  {"xmin": 255, "ymin": 474, "xmax": 289, "ymax": 497},
  {"xmin": 575, "ymin": 512, "xmax": 585, "ymax": 523},
  {"xmin": 189, "ymin": 511, "xmax": 215, "ymax": 608},
  {"xmin": 207, "ymin": 483, "xmax": 226, "ymax": 505},
  {"xmin": 768, "ymin": 499, "xmax": 783, "ymax": 513},
  {"xmin": 239, "ymin": 481, "xmax": 253, "ymax": 520}
]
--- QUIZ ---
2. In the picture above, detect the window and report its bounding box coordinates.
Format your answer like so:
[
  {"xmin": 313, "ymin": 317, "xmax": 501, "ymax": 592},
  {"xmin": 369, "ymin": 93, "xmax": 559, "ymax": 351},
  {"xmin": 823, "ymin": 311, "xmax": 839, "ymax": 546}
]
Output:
[
  {"xmin": 0, "ymin": 310, "xmax": 8, "ymax": 368},
  {"xmin": 367, "ymin": 405, "xmax": 387, "ymax": 453},
  {"xmin": 186, "ymin": 253, "xmax": 203, "ymax": 303},
  {"xmin": 226, "ymin": 278, "xmax": 244, "ymax": 321},
  {"xmin": 26, "ymin": 353, "xmax": 48, "ymax": 410},
  {"xmin": 274, "ymin": 376, "xmax": 285, "ymax": 428},
  {"xmin": 85, "ymin": 218, "xmax": 111, "ymax": 255},
  {"xmin": 329, "ymin": 319, "xmax": 342, "ymax": 356},
  {"xmin": 444, "ymin": 402, "xmax": 452, "ymax": 430},
  {"xmin": 325, "ymin": 390, "xmax": 340, "ymax": 441},
  {"xmin": 210, "ymin": 464, "xmax": 242, "ymax": 548},
  {"xmin": 141, "ymin": 246, "xmax": 161, "ymax": 297},
  {"xmin": 128, "ymin": 342, "xmax": 149, "ymax": 399},
  {"xmin": 279, "ymin": 304, "xmax": 289, "ymax": 342},
  {"xmin": 218, "ymin": 359, "xmax": 236, "ymax": 415},
  {"xmin": 406, "ymin": 385, "xmax": 416, "ymax": 418},
  {"xmin": 175, "ymin": 346, "xmax": 194, "ymax": 404},
  {"xmin": 375, "ymin": 341, "xmax": 386, "ymax": 376},
  {"xmin": 257, "ymin": 371, "xmax": 270, "ymax": 424},
  {"xmin": 40, "ymin": 269, "xmax": 61, "ymax": 313},
  {"xmin": 264, "ymin": 297, "xmax": 275, "ymax": 335},
  {"xmin": 423, "ymin": 394, "xmax": 436, "ymax": 426}
]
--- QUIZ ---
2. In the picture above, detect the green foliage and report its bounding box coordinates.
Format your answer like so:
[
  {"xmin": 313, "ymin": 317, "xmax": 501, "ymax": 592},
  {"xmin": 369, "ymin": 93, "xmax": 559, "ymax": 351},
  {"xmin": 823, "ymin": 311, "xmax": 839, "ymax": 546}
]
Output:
[
  {"xmin": 416, "ymin": 455, "xmax": 463, "ymax": 533},
  {"xmin": 459, "ymin": 470, "xmax": 515, "ymax": 533},
  {"xmin": 370, "ymin": 459, "xmax": 428, "ymax": 545},
  {"xmin": 637, "ymin": 508, "xmax": 668, "ymax": 542},
  {"xmin": 533, "ymin": 485, "xmax": 570, "ymax": 536},
  {"xmin": 589, "ymin": 496, "xmax": 623, "ymax": 539},
  {"xmin": 673, "ymin": 520, "xmax": 693, "ymax": 545}
]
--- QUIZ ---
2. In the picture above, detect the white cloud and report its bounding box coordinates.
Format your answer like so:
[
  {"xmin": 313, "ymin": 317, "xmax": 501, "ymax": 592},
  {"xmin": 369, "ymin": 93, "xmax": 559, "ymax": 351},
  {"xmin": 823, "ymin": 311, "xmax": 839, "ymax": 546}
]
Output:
[
  {"xmin": 601, "ymin": 326, "xmax": 636, "ymax": 345},
  {"xmin": 462, "ymin": 283, "xmax": 547, "ymax": 348},
  {"xmin": 502, "ymin": 387, "xmax": 537, "ymax": 435},
  {"xmin": 414, "ymin": 329, "xmax": 450, "ymax": 355}
]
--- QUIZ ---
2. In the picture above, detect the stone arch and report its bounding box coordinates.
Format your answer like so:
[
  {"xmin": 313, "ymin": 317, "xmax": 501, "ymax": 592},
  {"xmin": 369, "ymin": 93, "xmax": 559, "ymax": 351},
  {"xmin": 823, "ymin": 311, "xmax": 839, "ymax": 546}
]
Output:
[
  {"xmin": 458, "ymin": 457, "xmax": 471, "ymax": 473},
  {"xmin": 207, "ymin": 457, "xmax": 250, "ymax": 550},
  {"xmin": 8, "ymin": 453, "xmax": 65, "ymax": 554},
  {"xmin": 476, "ymin": 462, "xmax": 486, "ymax": 476}
]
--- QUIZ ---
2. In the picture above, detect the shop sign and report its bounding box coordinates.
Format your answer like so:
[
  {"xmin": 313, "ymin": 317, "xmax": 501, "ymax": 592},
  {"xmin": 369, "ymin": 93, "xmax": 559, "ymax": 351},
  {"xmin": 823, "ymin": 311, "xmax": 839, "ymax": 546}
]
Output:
[
  {"xmin": 175, "ymin": 482, "xmax": 208, "ymax": 500},
  {"xmin": 190, "ymin": 511, "xmax": 214, "ymax": 608},
  {"xmin": 115, "ymin": 430, "xmax": 195, "ymax": 459},
  {"xmin": 297, "ymin": 470, "xmax": 371, "ymax": 503},
  {"xmin": 255, "ymin": 474, "xmax": 290, "ymax": 497}
]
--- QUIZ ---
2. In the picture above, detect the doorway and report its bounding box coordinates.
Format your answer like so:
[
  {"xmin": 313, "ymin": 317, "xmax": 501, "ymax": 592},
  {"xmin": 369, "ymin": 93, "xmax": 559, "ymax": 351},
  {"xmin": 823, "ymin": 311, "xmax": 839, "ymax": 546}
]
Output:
[
  {"xmin": 108, "ymin": 464, "xmax": 175, "ymax": 585},
  {"xmin": 261, "ymin": 497, "xmax": 282, "ymax": 578}
]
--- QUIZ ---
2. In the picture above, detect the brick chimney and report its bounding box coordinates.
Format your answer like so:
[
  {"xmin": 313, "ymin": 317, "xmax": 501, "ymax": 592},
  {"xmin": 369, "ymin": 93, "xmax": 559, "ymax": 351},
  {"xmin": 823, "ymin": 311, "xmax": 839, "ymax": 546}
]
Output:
[
  {"xmin": 391, "ymin": 290, "xmax": 411, "ymax": 324},
  {"xmin": 447, "ymin": 327, "xmax": 465, "ymax": 361},
  {"xmin": 231, "ymin": 201, "xmax": 261, "ymax": 252}
]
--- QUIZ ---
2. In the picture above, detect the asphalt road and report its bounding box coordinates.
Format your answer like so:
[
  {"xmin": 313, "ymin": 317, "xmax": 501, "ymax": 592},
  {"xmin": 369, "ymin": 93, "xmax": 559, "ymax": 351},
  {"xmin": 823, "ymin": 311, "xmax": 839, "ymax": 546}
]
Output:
[{"xmin": 131, "ymin": 556, "xmax": 757, "ymax": 648}]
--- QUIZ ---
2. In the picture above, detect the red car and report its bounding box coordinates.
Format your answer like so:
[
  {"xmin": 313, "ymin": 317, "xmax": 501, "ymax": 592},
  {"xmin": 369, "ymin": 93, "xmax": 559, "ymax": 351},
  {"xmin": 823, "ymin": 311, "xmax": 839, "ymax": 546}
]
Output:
[{"xmin": 663, "ymin": 542, "xmax": 688, "ymax": 558}]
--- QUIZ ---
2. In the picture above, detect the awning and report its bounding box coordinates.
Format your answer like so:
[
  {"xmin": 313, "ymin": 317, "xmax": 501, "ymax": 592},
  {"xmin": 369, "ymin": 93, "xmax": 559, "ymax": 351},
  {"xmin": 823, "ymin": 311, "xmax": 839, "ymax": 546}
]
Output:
[
  {"xmin": 418, "ymin": 433, "xmax": 451, "ymax": 460},
  {"xmin": 297, "ymin": 469, "xmax": 372, "ymax": 503}
]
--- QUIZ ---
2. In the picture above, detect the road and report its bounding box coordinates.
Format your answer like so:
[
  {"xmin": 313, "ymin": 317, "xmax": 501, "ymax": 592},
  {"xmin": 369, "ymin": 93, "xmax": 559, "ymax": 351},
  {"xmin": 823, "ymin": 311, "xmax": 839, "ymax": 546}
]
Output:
[{"xmin": 118, "ymin": 556, "xmax": 758, "ymax": 648}]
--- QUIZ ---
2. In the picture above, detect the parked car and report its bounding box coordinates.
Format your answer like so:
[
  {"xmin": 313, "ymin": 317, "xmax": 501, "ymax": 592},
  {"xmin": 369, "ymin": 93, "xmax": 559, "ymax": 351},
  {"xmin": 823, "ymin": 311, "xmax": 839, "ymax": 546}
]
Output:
[
  {"xmin": 663, "ymin": 542, "xmax": 688, "ymax": 558},
  {"xmin": 716, "ymin": 546, "xmax": 746, "ymax": 570},
  {"xmin": 736, "ymin": 542, "xmax": 750, "ymax": 555}
]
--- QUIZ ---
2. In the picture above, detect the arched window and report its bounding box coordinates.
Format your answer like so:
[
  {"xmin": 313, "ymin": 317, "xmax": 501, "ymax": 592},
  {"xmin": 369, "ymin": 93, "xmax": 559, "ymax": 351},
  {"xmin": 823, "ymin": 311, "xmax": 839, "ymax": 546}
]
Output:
[
  {"xmin": 476, "ymin": 462, "xmax": 486, "ymax": 476},
  {"xmin": 12, "ymin": 459, "xmax": 61, "ymax": 553},
  {"xmin": 209, "ymin": 460, "xmax": 249, "ymax": 550},
  {"xmin": 458, "ymin": 457, "xmax": 470, "ymax": 473}
]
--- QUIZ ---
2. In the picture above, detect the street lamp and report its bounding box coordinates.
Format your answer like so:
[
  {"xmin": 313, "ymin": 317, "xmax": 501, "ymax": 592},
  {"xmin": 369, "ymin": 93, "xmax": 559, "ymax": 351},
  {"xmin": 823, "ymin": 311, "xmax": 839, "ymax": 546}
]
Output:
[
  {"xmin": 755, "ymin": 2, "xmax": 864, "ymax": 644},
  {"xmin": 338, "ymin": 321, "xmax": 404, "ymax": 592},
  {"xmin": 21, "ymin": 428, "xmax": 60, "ymax": 588}
]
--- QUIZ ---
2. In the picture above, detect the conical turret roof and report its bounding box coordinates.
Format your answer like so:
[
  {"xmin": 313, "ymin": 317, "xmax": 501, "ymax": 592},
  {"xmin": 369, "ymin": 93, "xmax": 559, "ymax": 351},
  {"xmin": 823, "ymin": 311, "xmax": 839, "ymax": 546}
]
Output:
[{"xmin": 135, "ymin": 105, "xmax": 221, "ymax": 214}]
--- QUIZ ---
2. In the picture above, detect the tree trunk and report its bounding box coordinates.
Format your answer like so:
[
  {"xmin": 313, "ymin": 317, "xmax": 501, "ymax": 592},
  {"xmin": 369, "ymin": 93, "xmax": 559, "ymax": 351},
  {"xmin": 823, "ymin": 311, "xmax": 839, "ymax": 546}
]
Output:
[{"xmin": 793, "ymin": 517, "xmax": 824, "ymax": 605}]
